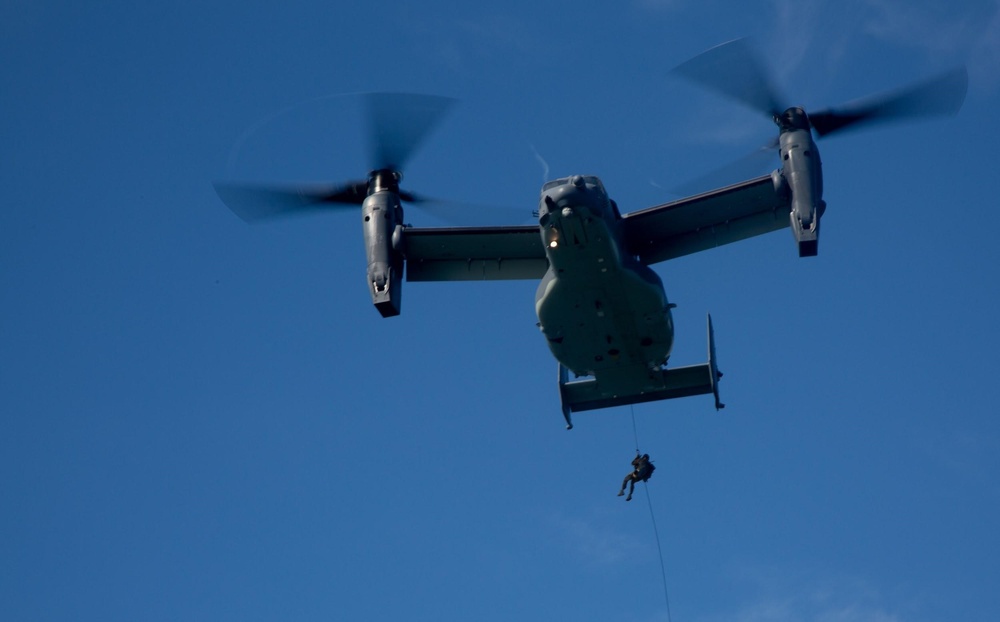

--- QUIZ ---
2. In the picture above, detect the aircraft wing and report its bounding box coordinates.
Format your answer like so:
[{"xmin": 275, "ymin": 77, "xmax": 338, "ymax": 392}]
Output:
[
  {"xmin": 621, "ymin": 174, "xmax": 791, "ymax": 264},
  {"xmin": 402, "ymin": 225, "xmax": 548, "ymax": 281}
]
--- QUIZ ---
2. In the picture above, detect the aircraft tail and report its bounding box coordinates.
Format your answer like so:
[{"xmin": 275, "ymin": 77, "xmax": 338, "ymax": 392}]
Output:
[{"xmin": 559, "ymin": 315, "xmax": 723, "ymax": 424}]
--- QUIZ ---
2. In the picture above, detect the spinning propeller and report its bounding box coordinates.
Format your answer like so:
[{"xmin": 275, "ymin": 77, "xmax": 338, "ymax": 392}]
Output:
[
  {"xmin": 215, "ymin": 93, "xmax": 455, "ymax": 317},
  {"xmin": 671, "ymin": 38, "xmax": 968, "ymax": 141},
  {"xmin": 213, "ymin": 93, "xmax": 455, "ymax": 222},
  {"xmin": 671, "ymin": 38, "xmax": 968, "ymax": 256}
]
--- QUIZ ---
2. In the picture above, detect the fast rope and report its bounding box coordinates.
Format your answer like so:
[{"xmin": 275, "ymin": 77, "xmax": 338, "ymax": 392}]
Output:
[
  {"xmin": 642, "ymin": 483, "xmax": 673, "ymax": 621},
  {"xmin": 629, "ymin": 405, "xmax": 673, "ymax": 622},
  {"xmin": 630, "ymin": 403, "xmax": 641, "ymax": 454}
]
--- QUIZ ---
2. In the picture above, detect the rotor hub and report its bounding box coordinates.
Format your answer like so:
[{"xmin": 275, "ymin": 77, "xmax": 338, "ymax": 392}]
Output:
[
  {"xmin": 775, "ymin": 107, "xmax": 810, "ymax": 132},
  {"xmin": 368, "ymin": 169, "xmax": 403, "ymax": 195}
]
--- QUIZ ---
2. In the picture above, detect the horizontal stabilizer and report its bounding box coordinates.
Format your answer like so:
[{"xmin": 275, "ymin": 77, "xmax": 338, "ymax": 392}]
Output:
[
  {"xmin": 558, "ymin": 315, "xmax": 724, "ymax": 423},
  {"xmin": 561, "ymin": 363, "xmax": 719, "ymax": 413}
]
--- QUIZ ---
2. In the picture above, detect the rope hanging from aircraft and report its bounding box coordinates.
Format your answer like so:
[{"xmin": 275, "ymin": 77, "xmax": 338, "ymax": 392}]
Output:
[
  {"xmin": 630, "ymin": 404, "xmax": 641, "ymax": 455},
  {"xmin": 643, "ymin": 484, "xmax": 673, "ymax": 621},
  {"xmin": 629, "ymin": 405, "xmax": 673, "ymax": 622}
]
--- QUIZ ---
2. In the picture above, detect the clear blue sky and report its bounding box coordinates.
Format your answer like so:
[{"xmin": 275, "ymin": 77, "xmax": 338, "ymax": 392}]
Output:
[{"xmin": 3, "ymin": 1, "xmax": 999, "ymax": 620}]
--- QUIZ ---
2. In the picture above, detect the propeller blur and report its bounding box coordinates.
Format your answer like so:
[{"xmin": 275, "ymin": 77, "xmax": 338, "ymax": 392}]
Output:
[{"xmin": 213, "ymin": 45, "xmax": 967, "ymax": 425}]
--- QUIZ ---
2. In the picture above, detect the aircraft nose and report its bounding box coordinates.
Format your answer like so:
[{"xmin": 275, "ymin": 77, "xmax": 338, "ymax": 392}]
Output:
[{"xmin": 538, "ymin": 176, "xmax": 603, "ymax": 222}]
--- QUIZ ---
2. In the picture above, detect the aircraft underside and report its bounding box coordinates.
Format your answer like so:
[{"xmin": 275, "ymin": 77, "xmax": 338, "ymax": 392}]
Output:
[{"xmin": 535, "ymin": 261, "xmax": 675, "ymax": 396}]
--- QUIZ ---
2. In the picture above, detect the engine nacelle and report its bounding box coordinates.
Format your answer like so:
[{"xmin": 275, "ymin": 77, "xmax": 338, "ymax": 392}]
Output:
[
  {"xmin": 777, "ymin": 112, "xmax": 825, "ymax": 257},
  {"xmin": 362, "ymin": 189, "xmax": 404, "ymax": 317}
]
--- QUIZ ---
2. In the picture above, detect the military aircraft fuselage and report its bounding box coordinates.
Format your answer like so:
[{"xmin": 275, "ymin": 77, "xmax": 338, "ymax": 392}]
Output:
[{"xmin": 535, "ymin": 175, "xmax": 676, "ymax": 396}]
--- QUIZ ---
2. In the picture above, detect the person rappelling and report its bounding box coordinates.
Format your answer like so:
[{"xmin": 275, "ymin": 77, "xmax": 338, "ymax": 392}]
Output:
[{"xmin": 617, "ymin": 452, "xmax": 655, "ymax": 501}]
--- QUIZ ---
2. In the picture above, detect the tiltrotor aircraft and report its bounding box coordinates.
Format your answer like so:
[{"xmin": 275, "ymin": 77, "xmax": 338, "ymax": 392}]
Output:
[{"xmin": 215, "ymin": 39, "xmax": 967, "ymax": 429}]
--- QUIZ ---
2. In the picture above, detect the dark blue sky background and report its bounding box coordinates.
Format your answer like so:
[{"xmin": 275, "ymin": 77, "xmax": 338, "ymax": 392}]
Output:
[{"xmin": 3, "ymin": 1, "xmax": 999, "ymax": 620}]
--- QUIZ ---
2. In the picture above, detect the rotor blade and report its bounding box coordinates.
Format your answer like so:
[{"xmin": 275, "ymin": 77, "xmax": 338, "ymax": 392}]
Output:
[
  {"xmin": 396, "ymin": 190, "xmax": 454, "ymax": 205},
  {"xmin": 213, "ymin": 181, "xmax": 368, "ymax": 222},
  {"xmin": 673, "ymin": 138, "xmax": 780, "ymax": 197},
  {"xmin": 366, "ymin": 93, "xmax": 456, "ymax": 172},
  {"xmin": 809, "ymin": 67, "xmax": 968, "ymax": 137},
  {"xmin": 671, "ymin": 38, "xmax": 785, "ymax": 118}
]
